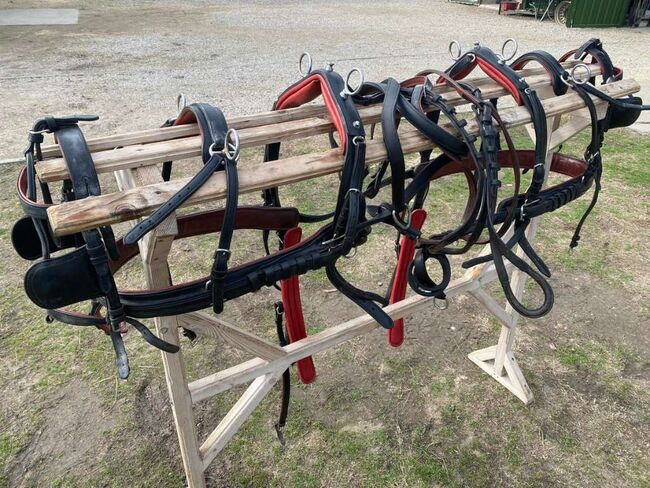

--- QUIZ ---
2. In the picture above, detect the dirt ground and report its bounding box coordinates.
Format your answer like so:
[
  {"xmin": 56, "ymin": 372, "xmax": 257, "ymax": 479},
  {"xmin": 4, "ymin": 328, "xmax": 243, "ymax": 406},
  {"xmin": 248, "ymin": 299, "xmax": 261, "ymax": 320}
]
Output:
[{"xmin": 0, "ymin": 1, "xmax": 649, "ymax": 487}]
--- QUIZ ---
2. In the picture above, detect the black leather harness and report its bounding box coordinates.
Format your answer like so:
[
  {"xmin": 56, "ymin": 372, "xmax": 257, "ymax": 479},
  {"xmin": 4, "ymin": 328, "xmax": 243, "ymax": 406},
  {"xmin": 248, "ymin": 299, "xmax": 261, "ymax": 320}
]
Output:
[{"xmin": 12, "ymin": 40, "xmax": 647, "ymax": 388}]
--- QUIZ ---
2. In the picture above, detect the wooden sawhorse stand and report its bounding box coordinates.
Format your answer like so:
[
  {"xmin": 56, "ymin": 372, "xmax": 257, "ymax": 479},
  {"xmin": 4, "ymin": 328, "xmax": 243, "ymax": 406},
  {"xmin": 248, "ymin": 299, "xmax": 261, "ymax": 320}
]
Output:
[{"xmin": 40, "ymin": 64, "xmax": 637, "ymax": 486}]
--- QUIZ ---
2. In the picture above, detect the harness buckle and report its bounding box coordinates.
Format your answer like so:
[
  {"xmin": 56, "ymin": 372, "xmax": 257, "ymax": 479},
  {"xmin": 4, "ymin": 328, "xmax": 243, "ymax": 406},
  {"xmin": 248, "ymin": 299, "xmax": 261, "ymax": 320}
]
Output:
[
  {"xmin": 519, "ymin": 199, "xmax": 540, "ymax": 220},
  {"xmin": 392, "ymin": 206, "xmax": 412, "ymax": 231},
  {"xmin": 587, "ymin": 151, "xmax": 600, "ymax": 163}
]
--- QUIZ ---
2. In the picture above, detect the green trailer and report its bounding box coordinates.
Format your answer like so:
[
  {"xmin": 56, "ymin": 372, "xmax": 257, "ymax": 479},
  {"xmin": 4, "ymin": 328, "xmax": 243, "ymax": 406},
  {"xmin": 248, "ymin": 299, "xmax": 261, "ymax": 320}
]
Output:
[{"xmin": 566, "ymin": 0, "xmax": 632, "ymax": 27}]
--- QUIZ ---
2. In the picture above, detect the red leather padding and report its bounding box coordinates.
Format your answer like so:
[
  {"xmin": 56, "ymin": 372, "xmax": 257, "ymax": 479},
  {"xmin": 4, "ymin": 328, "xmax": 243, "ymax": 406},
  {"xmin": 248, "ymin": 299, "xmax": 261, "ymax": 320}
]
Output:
[
  {"xmin": 388, "ymin": 209, "xmax": 427, "ymax": 347},
  {"xmin": 437, "ymin": 63, "xmax": 476, "ymax": 85},
  {"xmin": 436, "ymin": 58, "xmax": 522, "ymax": 105},
  {"xmin": 476, "ymin": 58, "xmax": 522, "ymax": 105},
  {"xmin": 280, "ymin": 227, "xmax": 316, "ymax": 384},
  {"xmin": 275, "ymin": 73, "xmax": 347, "ymax": 152}
]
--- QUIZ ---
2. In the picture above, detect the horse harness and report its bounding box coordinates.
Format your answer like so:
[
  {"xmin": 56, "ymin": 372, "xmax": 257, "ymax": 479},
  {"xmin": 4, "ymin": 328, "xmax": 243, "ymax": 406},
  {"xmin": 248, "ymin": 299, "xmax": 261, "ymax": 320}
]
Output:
[{"xmin": 12, "ymin": 39, "xmax": 647, "ymax": 440}]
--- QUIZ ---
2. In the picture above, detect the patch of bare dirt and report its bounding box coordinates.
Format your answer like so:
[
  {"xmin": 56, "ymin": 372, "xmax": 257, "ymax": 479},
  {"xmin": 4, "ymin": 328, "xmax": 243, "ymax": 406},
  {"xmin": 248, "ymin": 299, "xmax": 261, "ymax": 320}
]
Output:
[{"xmin": 7, "ymin": 379, "xmax": 119, "ymax": 487}]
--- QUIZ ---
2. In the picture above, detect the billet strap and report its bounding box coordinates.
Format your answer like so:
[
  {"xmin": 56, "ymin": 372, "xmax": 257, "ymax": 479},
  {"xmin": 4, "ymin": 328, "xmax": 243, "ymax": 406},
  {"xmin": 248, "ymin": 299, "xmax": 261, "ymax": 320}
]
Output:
[
  {"xmin": 52, "ymin": 119, "xmax": 135, "ymax": 377},
  {"xmin": 280, "ymin": 227, "xmax": 316, "ymax": 384},
  {"xmin": 388, "ymin": 209, "xmax": 427, "ymax": 347},
  {"xmin": 123, "ymin": 103, "xmax": 232, "ymax": 246},
  {"xmin": 273, "ymin": 301, "xmax": 291, "ymax": 445}
]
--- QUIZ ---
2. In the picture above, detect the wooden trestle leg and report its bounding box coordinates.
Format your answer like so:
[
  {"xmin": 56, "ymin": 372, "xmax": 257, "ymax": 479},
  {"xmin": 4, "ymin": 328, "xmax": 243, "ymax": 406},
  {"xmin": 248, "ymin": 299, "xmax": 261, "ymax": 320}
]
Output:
[{"xmin": 115, "ymin": 166, "xmax": 206, "ymax": 488}]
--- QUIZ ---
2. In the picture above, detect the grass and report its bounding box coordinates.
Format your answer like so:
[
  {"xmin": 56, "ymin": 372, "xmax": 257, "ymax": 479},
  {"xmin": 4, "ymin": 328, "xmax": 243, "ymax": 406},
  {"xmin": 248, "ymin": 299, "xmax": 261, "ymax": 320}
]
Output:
[{"xmin": 0, "ymin": 125, "xmax": 649, "ymax": 487}]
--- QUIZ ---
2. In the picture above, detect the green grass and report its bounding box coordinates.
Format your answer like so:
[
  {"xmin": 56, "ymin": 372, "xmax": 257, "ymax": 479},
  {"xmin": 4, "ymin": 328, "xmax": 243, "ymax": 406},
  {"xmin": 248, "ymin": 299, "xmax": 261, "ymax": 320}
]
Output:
[{"xmin": 0, "ymin": 125, "xmax": 649, "ymax": 487}]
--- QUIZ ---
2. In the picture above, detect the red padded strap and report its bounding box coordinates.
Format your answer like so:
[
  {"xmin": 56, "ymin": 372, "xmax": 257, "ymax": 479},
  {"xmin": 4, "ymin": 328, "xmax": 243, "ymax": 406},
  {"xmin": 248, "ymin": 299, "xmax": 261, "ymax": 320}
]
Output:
[
  {"xmin": 280, "ymin": 227, "xmax": 316, "ymax": 384},
  {"xmin": 476, "ymin": 58, "xmax": 522, "ymax": 105},
  {"xmin": 275, "ymin": 73, "xmax": 347, "ymax": 152},
  {"xmin": 387, "ymin": 209, "xmax": 427, "ymax": 347},
  {"xmin": 437, "ymin": 62, "xmax": 476, "ymax": 85}
]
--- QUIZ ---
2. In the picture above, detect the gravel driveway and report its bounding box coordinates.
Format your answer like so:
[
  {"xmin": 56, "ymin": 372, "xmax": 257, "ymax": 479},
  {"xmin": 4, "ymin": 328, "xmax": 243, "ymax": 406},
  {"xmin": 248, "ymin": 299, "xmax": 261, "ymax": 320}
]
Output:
[{"xmin": 0, "ymin": 0, "xmax": 648, "ymax": 160}]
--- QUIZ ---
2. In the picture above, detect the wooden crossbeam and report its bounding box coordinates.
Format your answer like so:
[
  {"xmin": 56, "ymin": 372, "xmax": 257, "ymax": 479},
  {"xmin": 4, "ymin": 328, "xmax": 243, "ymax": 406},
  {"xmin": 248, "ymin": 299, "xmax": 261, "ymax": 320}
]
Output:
[
  {"xmin": 47, "ymin": 79, "xmax": 639, "ymax": 237},
  {"xmin": 177, "ymin": 312, "xmax": 286, "ymax": 360},
  {"xmin": 37, "ymin": 61, "xmax": 584, "ymax": 161},
  {"xmin": 187, "ymin": 275, "xmax": 481, "ymax": 403}
]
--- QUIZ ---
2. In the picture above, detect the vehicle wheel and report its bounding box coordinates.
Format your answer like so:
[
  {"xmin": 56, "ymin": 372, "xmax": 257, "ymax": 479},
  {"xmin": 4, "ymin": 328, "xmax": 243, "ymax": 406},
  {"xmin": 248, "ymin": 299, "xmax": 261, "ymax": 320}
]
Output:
[{"xmin": 555, "ymin": 0, "xmax": 571, "ymax": 25}]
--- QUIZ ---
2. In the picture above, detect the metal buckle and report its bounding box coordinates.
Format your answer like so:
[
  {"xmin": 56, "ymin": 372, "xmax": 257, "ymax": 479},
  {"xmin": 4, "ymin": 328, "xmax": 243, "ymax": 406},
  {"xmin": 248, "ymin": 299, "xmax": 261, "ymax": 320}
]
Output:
[
  {"xmin": 208, "ymin": 142, "xmax": 224, "ymax": 157},
  {"xmin": 434, "ymin": 297, "xmax": 448, "ymax": 310},
  {"xmin": 352, "ymin": 135, "xmax": 365, "ymax": 146},
  {"xmin": 519, "ymin": 199, "xmax": 540, "ymax": 220},
  {"xmin": 28, "ymin": 129, "xmax": 52, "ymax": 136},
  {"xmin": 215, "ymin": 248, "xmax": 232, "ymax": 259},
  {"xmin": 208, "ymin": 129, "xmax": 240, "ymax": 162},
  {"xmin": 343, "ymin": 246, "xmax": 357, "ymax": 259},
  {"xmin": 321, "ymin": 234, "xmax": 345, "ymax": 247},
  {"xmin": 392, "ymin": 206, "xmax": 412, "ymax": 231}
]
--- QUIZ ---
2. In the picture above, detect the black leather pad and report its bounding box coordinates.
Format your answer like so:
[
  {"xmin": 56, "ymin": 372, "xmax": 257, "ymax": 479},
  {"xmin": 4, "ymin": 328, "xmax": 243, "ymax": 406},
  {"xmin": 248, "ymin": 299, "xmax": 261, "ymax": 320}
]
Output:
[
  {"xmin": 24, "ymin": 246, "xmax": 103, "ymax": 309},
  {"xmin": 609, "ymin": 96, "xmax": 643, "ymax": 129}
]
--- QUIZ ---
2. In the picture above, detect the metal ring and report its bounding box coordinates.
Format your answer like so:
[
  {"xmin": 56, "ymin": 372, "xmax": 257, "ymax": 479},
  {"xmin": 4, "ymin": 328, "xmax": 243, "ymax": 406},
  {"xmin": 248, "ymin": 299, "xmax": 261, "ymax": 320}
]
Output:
[
  {"xmin": 501, "ymin": 38, "xmax": 518, "ymax": 62},
  {"xmin": 224, "ymin": 128, "xmax": 240, "ymax": 161},
  {"xmin": 571, "ymin": 63, "xmax": 592, "ymax": 85},
  {"xmin": 341, "ymin": 68, "xmax": 364, "ymax": 98},
  {"xmin": 208, "ymin": 142, "xmax": 222, "ymax": 157},
  {"xmin": 449, "ymin": 40, "xmax": 462, "ymax": 61},
  {"xmin": 352, "ymin": 135, "xmax": 365, "ymax": 146},
  {"xmin": 299, "ymin": 52, "xmax": 313, "ymax": 77},
  {"xmin": 176, "ymin": 93, "xmax": 189, "ymax": 115},
  {"xmin": 434, "ymin": 297, "xmax": 448, "ymax": 310}
]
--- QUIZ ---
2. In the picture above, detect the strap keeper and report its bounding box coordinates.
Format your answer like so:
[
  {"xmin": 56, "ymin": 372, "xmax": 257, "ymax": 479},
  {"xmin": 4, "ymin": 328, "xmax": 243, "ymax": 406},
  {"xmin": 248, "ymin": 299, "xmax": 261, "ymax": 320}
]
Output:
[{"xmin": 213, "ymin": 248, "xmax": 231, "ymax": 261}]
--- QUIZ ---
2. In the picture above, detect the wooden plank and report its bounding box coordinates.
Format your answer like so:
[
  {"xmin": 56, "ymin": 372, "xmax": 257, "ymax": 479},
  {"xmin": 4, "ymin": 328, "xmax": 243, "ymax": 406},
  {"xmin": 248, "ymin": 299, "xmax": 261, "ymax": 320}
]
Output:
[
  {"xmin": 35, "ymin": 65, "xmax": 604, "ymax": 184},
  {"xmin": 38, "ymin": 105, "xmax": 327, "ymax": 159},
  {"xmin": 177, "ymin": 312, "xmax": 286, "ymax": 360},
  {"xmin": 188, "ymin": 276, "xmax": 479, "ymax": 403},
  {"xmin": 199, "ymin": 373, "xmax": 281, "ymax": 469},
  {"xmin": 37, "ymin": 61, "xmax": 585, "ymax": 160},
  {"xmin": 47, "ymin": 79, "xmax": 639, "ymax": 237},
  {"xmin": 120, "ymin": 165, "xmax": 206, "ymax": 487},
  {"xmin": 549, "ymin": 117, "xmax": 591, "ymax": 150},
  {"xmin": 469, "ymin": 288, "xmax": 514, "ymax": 328}
]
